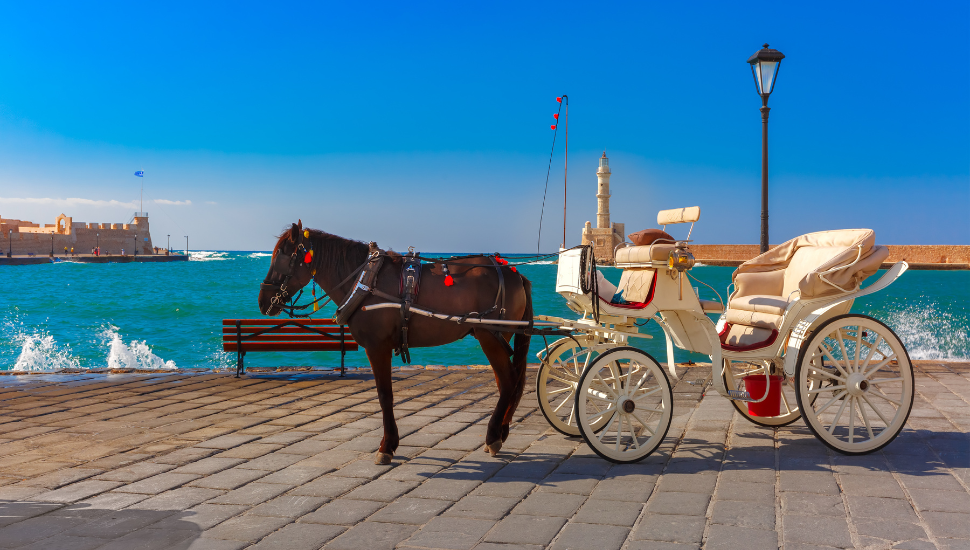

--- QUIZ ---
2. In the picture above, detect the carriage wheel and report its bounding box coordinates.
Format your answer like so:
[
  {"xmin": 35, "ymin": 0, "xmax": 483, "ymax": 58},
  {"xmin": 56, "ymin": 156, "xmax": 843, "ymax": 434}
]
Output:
[
  {"xmin": 722, "ymin": 359, "xmax": 808, "ymax": 427},
  {"xmin": 795, "ymin": 314, "xmax": 914, "ymax": 455},
  {"xmin": 537, "ymin": 336, "xmax": 608, "ymax": 436},
  {"xmin": 576, "ymin": 347, "xmax": 673, "ymax": 463}
]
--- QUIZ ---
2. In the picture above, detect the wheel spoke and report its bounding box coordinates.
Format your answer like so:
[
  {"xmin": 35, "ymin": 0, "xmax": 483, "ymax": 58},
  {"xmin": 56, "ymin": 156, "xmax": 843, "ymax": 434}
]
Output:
[
  {"xmin": 780, "ymin": 387, "xmax": 794, "ymax": 414},
  {"xmin": 632, "ymin": 387, "xmax": 662, "ymax": 402},
  {"xmin": 859, "ymin": 398, "xmax": 876, "ymax": 439},
  {"xmin": 869, "ymin": 388, "xmax": 901, "ymax": 407},
  {"xmin": 628, "ymin": 417, "xmax": 641, "ymax": 449},
  {"xmin": 835, "ymin": 328, "xmax": 852, "ymax": 373},
  {"xmin": 816, "ymin": 389, "xmax": 848, "ymax": 416},
  {"xmin": 546, "ymin": 386, "xmax": 573, "ymax": 395},
  {"xmin": 848, "ymin": 397, "xmax": 856, "ymax": 443},
  {"xmin": 546, "ymin": 371, "xmax": 578, "ymax": 385},
  {"xmin": 552, "ymin": 394, "xmax": 574, "ymax": 413},
  {"xmin": 858, "ymin": 334, "xmax": 884, "ymax": 373},
  {"xmin": 615, "ymin": 414, "xmax": 623, "ymax": 451},
  {"xmin": 861, "ymin": 393, "xmax": 893, "ymax": 426},
  {"xmin": 869, "ymin": 377, "xmax": 903, "ymax": 385},
  {"xmin": 597, "ymin": 411, "xmax": 617, "ymax": 442},
  {"xmin": 820, "ymin": 343, "xmax": 851, "ymax": 379},
  {"xmin": 584, "ymin": 406, "xmax": 616, "ymax": 423},
  {"xmin": 593, "ymin": 372, "xmax": 619, "ymax": 399},
  {"xmin": 862, "ymin": 355, "xmax": 898, "ymax": 379},
  {"xmin": 587, "ymin": 393, "xmax": 615, "ymax": 405},
  {"xmin": 808, "ymin": 365, "xmax": 846, "ymax": 383},
  {"xmin": 630, "ymin": 411, "xmax": 656, "ymax": 435},
  {"xmin": 566, "ymin": 405, "xmax": 575, "ymax": 427},
  {"xmin": 827, "ymin": 392, "xmax": 851, "ymax": 435},
  {"xmin": 808, "ymin": 384, "xmax": 846, "ymax": 395}
]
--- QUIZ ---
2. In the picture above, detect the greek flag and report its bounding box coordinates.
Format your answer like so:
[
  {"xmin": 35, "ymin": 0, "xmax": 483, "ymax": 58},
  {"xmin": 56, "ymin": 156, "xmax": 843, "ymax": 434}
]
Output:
[{"xmin": 134, "ymin": 171, "xmax": 144, "ymax": 177}]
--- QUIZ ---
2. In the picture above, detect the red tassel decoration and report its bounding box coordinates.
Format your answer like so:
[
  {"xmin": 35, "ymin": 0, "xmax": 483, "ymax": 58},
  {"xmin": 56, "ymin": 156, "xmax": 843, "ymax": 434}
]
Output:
[
  {"xmin": 556, "ymin": 97, "xmax": 562, "ymax": 103},
  {"xmin": 550, "ymin": 124, "xmax": 556, "ymax": 130},
  {"xmin": 511, "ymin": 266, "xmax": 517, "ymax": 273},
  {"xmin": 304, "ymin": 251, "xmax": 313, "ymax": 264},
  {"xmin": 553, "ymin": 113, "xmax": 559, "ymax": 119},
  {"xmin": 444, "ymin": 275, "xmax": 454, "ymax": 287}
]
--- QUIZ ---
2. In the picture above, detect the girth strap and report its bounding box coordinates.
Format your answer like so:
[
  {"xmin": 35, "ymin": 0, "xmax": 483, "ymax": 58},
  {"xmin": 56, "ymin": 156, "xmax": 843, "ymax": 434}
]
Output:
[{"xmin": 397, "ymin": 252, "xmax": 423, "ymax": 364}]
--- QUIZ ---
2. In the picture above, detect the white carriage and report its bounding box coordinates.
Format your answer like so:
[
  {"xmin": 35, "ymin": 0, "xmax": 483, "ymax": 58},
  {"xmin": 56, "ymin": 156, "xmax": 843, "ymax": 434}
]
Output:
[{"xmin": 534, "ymin": 207, "xmax": 914, "ymax": 463}]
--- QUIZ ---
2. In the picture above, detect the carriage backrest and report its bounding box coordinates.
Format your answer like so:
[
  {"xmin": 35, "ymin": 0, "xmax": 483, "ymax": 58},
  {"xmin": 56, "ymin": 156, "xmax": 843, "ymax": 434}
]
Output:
[
  {"xmin": 656, "ymin": 206, "xmax": 700, "ymax": 241},
  {"xmin": 657, "ymin": 206, "xmax": 700, "ymax": 226}
]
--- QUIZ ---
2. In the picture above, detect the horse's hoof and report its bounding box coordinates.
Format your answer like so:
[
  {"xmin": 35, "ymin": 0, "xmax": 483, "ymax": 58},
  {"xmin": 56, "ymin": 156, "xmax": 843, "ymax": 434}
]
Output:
[
  {"xmin": 374, "ymin": 452, "xmax": 393, "ymax": 465},
  {"xmin": 484, "ymin": 441, "xmax": 502, "ymax": 457}
]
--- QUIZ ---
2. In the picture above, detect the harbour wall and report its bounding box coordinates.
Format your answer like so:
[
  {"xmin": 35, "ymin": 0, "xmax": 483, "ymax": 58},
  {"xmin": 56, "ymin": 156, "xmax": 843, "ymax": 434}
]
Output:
[
  {"xmin": 0, "ymin": 214, "xmax": 156, "ymax": 256},
  {"xmin": 691, "ymin": 244, "xmax": 970, "ymax": 269}
]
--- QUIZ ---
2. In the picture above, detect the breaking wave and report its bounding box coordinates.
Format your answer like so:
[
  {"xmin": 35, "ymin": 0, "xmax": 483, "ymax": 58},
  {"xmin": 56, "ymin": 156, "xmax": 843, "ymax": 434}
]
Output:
[
  {"xmin": 884, "ymin": 303, "xmax": 968, "ymax": 360},
  {"xmin": 189, "ymin": 251, "xmax": 229, "ymax": 261},
  {"xmin": 13, "ymin": 330, "xmax": 80, "ymax": 371},
  {"xmin": 102, "ymin": 326, "xmax": 177, "ymax": 369},
  {"xmin": 247, "ymin": 252, "xmax": 272, "ymax": 258}
]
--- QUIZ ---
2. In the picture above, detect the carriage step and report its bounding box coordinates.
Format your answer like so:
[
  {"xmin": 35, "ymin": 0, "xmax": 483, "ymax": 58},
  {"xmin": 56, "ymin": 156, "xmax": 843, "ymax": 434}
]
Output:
[{"xmin": 727, "ymin": 390, "xmax": 753, "ymax": 401}]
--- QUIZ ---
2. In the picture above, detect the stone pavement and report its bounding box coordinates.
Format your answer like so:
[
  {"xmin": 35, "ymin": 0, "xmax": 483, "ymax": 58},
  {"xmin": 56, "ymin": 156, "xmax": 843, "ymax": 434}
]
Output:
[{"xmin": 0, "ymin": 361, "xmax": 967, "ymax": 550}]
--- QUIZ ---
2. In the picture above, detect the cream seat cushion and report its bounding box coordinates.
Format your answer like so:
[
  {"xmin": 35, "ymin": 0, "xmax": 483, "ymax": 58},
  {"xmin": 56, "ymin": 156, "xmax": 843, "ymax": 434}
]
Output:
[
  {"xmin": 615, "ymin": 243, "xmax": 676, "ymax": 264},
  {"xmin": 729, "ymin": 295, "xmax": 788, "ymax": 316}
]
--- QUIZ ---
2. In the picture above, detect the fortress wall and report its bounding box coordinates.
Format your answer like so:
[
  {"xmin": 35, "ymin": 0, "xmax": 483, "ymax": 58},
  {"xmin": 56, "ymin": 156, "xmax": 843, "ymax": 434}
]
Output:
[
  {"xmin": 1, "ymin": 217, "xmax": 154, "ymax": 256},
  {"xmin": 690, "ymin": 244, "xmax": 970, "ymax": 268}
]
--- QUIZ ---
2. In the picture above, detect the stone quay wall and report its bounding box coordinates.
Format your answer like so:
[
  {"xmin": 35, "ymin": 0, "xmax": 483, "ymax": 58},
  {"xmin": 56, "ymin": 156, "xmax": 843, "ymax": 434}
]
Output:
[
  {"xmin": 0, "ymin": 214, "xmax": 155, "ymax": 256},
  {"xmin": 690, "ymin": 244, "xmax": 970, "ymax": 269}
]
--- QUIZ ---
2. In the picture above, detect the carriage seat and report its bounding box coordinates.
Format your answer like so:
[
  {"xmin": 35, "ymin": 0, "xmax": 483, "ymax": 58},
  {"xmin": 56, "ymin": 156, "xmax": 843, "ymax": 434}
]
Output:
[
  {"xmin": 721, "ymin": 229, "xmax": 889, "ymax": 350},
  {"xmin": 614, "ymin": 242, "xmax": 677, "ymax": 264}
]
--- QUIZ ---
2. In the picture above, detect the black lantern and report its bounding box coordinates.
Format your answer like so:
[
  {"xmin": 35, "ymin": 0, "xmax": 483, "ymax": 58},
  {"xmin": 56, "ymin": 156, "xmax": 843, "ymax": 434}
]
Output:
[{"xmin": 748, "ymin": 44, "xmax": 785, "ymax": 101}]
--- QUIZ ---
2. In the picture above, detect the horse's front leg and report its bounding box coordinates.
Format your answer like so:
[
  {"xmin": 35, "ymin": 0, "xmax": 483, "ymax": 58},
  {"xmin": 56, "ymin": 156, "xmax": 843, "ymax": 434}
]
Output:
[{"xmin": 365, "ymin": 346, "xmax": 398, "ymax": 465}]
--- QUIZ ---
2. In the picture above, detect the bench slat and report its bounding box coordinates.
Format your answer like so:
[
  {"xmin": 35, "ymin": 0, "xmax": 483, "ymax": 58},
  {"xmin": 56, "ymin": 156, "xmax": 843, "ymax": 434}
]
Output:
[
  {"xmin": 222, "ymin": 319, "xmax": 342, "ymax": 326},
  {"xmin": 222, "ymin": 334, "xmax": 350, "ymax": 342},
  {"xmin": 223, "ymin": 342, "xmax": 360, "ymax": 352},
  {"xmin": 222, "ymin": 328, "xmax": 348, "ymax": 336}
]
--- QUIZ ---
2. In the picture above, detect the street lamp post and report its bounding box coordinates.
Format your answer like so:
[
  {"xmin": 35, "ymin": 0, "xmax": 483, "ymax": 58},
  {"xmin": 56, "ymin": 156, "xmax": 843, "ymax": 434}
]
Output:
[
  {"xmin": 184, "ymin": 236, "xmax": 188, "ymax": 256},
  {"xmin": 50, "ymin": 233, "xmax": 54, "ymax": 257},
  {"xmin": 7, "ymin": 230, "xmax": 11, "ymax": 258},
  {"xmin": 167, "ymin": 234, "xmax": 170, "ymax": 256},
  {"xmin": 747, "ymin": 43, "xmax": 785, "ymax": 253},
  {"xmin": 97, "ymin": 232, "xmax": 100, "ymax": 256}
]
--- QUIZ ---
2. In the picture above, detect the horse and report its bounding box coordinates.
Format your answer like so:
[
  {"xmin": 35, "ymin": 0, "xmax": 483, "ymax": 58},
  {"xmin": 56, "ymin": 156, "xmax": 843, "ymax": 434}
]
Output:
[{"xmin": 258, "ymin": 221, "xmax": 533, "ymax": 464}]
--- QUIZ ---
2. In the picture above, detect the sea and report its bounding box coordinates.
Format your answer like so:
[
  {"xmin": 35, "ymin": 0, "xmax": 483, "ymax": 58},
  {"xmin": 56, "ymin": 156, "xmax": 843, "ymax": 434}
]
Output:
[{"xmin": 2, "ymin": 252, "xmax": 967, "ymax": 371}]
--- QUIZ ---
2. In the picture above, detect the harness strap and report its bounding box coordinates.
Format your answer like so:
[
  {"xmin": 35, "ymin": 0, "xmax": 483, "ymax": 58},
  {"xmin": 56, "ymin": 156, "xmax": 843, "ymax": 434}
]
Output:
[{"xmin": 489, "ymin": 256, "xmax": 507, "ymax": 320}]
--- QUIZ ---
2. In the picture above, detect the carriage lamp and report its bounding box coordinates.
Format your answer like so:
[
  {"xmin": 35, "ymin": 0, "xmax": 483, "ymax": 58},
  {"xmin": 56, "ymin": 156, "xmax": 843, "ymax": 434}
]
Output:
[
  {"xmin": 748, "ymin": 43, "xmax": 785, "ymax": 254},
  {"xmin": 668, "ymin": 243, "xmax": 696, "ymax": 300}
]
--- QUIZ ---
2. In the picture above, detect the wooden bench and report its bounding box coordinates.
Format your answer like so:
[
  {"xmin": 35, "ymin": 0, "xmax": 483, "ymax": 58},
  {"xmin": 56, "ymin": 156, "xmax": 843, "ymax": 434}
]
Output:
[{"xmin": 222, "ymin": 319, "xmax": 359, "ymax": 377}]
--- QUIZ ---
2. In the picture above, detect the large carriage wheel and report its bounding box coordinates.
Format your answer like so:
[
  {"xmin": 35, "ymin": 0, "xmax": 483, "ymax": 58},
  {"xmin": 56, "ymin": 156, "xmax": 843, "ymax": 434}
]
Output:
[
  {"xmin": 576, "ymin": 347, "xmax": 673, "ymax": 463},
  {"xmin": 722, "ymin": 359, "xmax": 808, "ymax": 427},
  {"xmin": 537, "ymin": 336, "xmax": 609, "ymax": 436},
  {"xmin": 795, "ymin": 314, "xmax": 914, "ymax": 455}
]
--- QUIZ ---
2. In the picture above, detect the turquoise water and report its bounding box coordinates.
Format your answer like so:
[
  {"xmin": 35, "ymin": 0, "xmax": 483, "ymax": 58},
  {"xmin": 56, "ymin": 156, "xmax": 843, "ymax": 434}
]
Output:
[{"xmin": 2, "ymin": 251, "xmax": 967, "ymax": 370}]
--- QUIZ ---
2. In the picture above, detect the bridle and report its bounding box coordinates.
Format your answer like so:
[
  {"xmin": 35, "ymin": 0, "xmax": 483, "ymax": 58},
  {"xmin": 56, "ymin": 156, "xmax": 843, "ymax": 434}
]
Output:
[{"xmin": 261, "ymin": 229, "xmax": 314, "ymax": 311}]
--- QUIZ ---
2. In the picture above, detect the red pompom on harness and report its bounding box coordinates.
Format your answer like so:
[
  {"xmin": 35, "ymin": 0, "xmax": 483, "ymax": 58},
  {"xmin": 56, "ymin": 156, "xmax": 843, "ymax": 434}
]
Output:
[
  {"xmin": 304, "ymin": 251, "xmax": 313, "ymax": 264},
  {"xmin": 442, "ymin": 264, "xmax": 454, "ymax": 287}
]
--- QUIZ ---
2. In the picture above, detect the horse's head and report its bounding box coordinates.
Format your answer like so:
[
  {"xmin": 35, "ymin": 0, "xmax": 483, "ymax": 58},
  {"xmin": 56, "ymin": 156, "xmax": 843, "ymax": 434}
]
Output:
[{"xmin": 259, "ymin": 220, "xmax": 315, "ymax": 316}]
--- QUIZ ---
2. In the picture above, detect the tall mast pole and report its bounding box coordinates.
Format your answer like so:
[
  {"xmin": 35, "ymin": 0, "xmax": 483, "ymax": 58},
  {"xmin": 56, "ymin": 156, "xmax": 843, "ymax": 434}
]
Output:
[{"xmin": 562, "ymin": 96, "xmax": 568, "ymax": 249}]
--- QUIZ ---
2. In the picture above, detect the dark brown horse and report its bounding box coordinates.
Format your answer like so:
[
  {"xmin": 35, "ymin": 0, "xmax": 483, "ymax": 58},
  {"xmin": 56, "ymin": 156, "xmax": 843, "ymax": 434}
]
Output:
[{"xmin": 258, "ymin": 221, "xmax": 533, "ymax": 464}]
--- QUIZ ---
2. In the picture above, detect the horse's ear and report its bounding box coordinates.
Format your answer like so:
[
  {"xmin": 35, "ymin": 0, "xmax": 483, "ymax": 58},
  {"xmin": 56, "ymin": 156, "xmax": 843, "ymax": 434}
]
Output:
[{"xmin": 289, "ymin": 223, "xmax": 299, "ymax": 243}]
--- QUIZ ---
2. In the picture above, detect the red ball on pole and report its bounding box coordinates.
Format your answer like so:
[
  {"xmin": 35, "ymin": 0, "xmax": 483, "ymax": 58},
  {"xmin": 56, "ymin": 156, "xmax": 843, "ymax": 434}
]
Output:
[
  {"xmin": 556, "ymin": 97, "xmax": 562, "ymax": 103},
  {"xmin": 551, "ymin": 124, "xmax": 556, "ymax": 130},
  {"xmin": 553, "ymin": 114, "xmax": 559, "ymax": 120}
]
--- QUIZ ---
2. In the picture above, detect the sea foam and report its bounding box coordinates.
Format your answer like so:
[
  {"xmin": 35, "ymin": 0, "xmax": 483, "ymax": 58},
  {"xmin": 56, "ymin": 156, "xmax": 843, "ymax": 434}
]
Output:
[
  {"xmin": 13, "ymin": 330, "xmax": 80, "ymax": 371},
  {"xmin": 102, "ymin": 326, "xmax": 177, "ymax": 369},
  {"xmin": 885, "ymin": 302, "xmax": 969, "ymax": 360},
  {"xmin": 190, "ymin": 251, "xmax": 229, "ymax": 261}
]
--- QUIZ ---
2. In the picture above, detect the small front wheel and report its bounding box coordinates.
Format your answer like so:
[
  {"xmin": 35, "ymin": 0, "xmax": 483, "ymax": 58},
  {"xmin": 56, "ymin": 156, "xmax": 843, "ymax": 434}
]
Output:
[
  {"xmin": 576, "ymin": 347, "xmax": 673, "ymax": 463},
  {"xmin": 537, "ymin": 336, "xmax": 603, "ymax": 436},
  {"xmin": 795, "ymin": 314, "xmax": 914, "ymax": 455}
]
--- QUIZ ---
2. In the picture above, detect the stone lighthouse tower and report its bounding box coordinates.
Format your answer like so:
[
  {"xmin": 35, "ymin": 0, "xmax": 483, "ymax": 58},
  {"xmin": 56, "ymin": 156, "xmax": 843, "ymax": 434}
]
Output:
[
  {"xmin": 596, "ymin": 152, "xmax": 611, "ymax": 229},
  {"xmin": 581, "ymin": 152, "xmax": 625, "ymax": 264}
]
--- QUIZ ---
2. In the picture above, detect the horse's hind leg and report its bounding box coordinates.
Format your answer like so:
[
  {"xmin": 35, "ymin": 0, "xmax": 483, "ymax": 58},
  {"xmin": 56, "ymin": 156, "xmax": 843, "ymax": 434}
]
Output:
[
  {"xmin": 366, "ymin": 346, "xmax": 398, "ymax": 465},
  {"xmin": 475, "ymin": 329, "xmax": 515, "ymax": 456}
]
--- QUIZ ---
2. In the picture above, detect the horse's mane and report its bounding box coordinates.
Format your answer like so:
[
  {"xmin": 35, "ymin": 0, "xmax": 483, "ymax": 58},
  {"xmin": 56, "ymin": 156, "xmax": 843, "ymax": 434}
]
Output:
[{"xmin": 275, "ymin": 227, "xmax": 370, "ymax": 274}]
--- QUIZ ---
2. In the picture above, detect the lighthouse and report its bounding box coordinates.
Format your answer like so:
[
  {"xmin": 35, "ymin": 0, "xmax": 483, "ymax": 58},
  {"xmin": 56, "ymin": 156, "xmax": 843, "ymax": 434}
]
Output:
[{"xmin": 581, "ymin": 152, "xmax": 625, "ymax": 264}]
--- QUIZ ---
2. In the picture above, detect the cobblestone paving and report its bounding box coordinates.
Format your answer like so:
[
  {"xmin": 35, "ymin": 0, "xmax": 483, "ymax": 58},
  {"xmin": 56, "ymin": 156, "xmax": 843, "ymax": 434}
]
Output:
[{"xmin": 0, "ymin": 361, "xmax": 966, "ymax": 550}]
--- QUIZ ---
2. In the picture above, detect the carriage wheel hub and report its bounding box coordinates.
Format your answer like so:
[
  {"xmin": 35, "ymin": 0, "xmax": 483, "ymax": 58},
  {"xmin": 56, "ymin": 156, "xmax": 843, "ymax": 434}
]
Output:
[
  {"xmin": 847, "ymin": 373, "xmax": 869, "ymax": 396},
  {"xmin": 620, "ymin": 398, "xmax": 636, "ymax": 414}
]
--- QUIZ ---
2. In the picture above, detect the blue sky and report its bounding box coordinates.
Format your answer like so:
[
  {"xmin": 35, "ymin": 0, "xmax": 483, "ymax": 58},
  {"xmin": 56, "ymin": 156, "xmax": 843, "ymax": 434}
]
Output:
[{"xmin": 0, "ymin": 1, "xmax": 967, "ymax": 251}]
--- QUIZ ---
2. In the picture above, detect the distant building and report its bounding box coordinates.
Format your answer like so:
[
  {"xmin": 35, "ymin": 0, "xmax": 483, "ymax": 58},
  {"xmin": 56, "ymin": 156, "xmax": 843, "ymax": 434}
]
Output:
[
  {"xmin": 0, "ymin": 212, "xmax": 156, "ymax": 256},
  {"xmin": 581, "ymin": 152, "xmax": 625, "ymax": 265}
]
